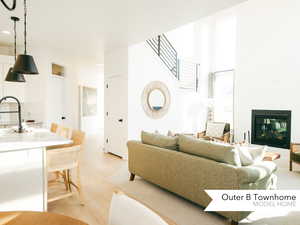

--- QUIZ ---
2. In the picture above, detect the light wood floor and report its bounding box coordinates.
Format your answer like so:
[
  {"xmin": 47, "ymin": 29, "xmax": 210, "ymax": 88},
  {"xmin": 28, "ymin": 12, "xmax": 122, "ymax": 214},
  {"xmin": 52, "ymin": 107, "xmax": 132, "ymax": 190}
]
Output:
[{"xmin": 48, "ymin": 135, "xmax": 126, "ymax": 225}]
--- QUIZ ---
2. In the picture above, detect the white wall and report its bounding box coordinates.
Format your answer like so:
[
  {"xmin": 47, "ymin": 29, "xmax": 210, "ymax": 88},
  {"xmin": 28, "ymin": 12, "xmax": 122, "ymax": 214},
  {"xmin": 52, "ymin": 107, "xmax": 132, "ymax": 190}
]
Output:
[
  {"xmin": 0, "ymin": 44, "xmax": 103, "ymax": 133},
  {"xmin": 26, "ymin": 46, "xmax": 79, "ymax": 129},
  {"xmin": 234, "ymin": 0, "xmax": 300, "ymax": 142},
  {"xmin": 128, "ymin": 42, "xmax": 204, "ymax": 140}
]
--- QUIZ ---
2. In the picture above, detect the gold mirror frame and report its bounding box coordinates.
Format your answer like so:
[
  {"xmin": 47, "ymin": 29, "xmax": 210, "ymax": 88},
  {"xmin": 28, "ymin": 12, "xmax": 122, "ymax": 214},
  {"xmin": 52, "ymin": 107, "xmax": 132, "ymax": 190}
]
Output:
[{"xmin": 141, "ymin": 81, "xmax": 171, "ymax": 119}]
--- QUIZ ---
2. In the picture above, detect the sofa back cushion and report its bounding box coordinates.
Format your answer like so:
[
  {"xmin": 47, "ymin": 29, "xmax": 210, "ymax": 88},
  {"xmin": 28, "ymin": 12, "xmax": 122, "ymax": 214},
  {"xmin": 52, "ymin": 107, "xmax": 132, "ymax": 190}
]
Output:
[
  {"xmin": 178, "ymin": 135, "xmax": 241, "ymax": 166},
  {"xmin": 141, "ymin": 131, "xmax": 178, "ymax": 151}
]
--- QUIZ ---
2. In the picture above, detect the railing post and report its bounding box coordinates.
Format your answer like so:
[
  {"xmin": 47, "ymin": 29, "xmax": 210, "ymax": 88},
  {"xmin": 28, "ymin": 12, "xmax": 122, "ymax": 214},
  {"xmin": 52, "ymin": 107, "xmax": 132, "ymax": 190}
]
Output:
[
  {"xmin": 177, "ymin": 58, "xmax": 180, "ymax": 80},
  {"xmin": 196, "ymin": 64, "xmax": 200, "ymax": 92},
  {"xmin": 158, "ymin": 35, "xmax": 161, "ymax": 56}
]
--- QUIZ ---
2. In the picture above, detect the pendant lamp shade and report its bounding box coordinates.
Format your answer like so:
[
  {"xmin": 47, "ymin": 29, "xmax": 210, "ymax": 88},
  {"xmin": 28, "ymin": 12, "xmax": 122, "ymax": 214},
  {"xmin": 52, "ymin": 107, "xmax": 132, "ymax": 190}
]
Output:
[
  {"xmin": 13, "ymin": 54, "xmax": 39, "ymax": 74},
  {"xmin": 13, "ymin": 0, "xmax": 39, "ymax": 75},
  {"xmin": 5, "ymin": 67, "xmax": 26, "ymax": 82}
]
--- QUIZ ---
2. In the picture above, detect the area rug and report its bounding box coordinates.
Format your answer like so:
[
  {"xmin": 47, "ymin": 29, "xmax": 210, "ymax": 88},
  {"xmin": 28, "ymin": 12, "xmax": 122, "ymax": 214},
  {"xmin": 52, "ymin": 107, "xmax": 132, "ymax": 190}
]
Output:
[{"xmin": 108, "ymin": 150, "xmax": 300, "ymax": 225}]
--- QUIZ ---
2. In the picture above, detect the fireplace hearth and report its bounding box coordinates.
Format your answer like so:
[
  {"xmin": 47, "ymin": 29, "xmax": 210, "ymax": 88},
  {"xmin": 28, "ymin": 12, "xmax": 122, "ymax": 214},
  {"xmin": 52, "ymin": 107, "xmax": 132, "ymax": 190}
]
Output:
[{"xmin": 251, "ymin": 110, "xmax": 291, "ymax": 149}]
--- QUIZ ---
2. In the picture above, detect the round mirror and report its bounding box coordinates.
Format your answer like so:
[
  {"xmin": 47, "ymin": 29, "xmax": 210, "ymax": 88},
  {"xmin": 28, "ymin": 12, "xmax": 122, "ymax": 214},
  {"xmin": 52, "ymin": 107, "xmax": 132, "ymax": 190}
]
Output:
[
  {"xmin": 141, "ymin": 81, "xmax": 171, "ymax": 119},
  {"xmin": 148, "ymin": 89, "xmax": 165, "ymax": 111}
]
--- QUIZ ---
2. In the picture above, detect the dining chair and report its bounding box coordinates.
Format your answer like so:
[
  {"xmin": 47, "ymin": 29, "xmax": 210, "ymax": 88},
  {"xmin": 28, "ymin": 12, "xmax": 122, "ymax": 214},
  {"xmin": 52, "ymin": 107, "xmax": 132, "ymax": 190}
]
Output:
[
  {"xmin": 56, "ymin": 125, "xmax": 72, "ymax": 139},
  {"xmin": 109, "ymin": 191, "xmax": 177, "ymax": 225},
  {"xmin": 47, "ymin": 124, "xmax": 72, "ymax": 150},
  {"xmin": 47, "ymin": 129, "xmax": 85, "ymax": 205},
  {"xmin": 50, "ymin": 123, "xmax": 58, "ymax": 133}
]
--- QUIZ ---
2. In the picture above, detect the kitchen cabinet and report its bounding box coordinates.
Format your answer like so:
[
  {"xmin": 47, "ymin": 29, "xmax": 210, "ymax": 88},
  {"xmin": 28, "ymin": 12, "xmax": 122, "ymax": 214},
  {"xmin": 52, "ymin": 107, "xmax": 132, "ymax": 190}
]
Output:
[
  {"xmin": 0, "ymin": 129, "xmax": 73, "ymax": 212},
  {"xmin": 0, "ymin": 147, "xmax": 44, "ymax": 212},
  {"xmin": 0, "ymin": 55, "xmax": 27, "ymax": 102}
]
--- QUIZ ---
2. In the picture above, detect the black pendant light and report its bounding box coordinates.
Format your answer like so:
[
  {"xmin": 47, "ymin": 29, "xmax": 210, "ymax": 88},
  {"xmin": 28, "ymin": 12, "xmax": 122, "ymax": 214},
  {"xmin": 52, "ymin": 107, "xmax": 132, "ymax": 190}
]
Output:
[
  {"xmin": 13, "ymin": 0, "xmax": 39, "ymax": 75},
  {"xmin": 0, "ymin": 0, "xmax": 16, "ymax": 11},
  {"xmin": 5, "ymin": 16, "xmax": 26, "ymax": 83}
]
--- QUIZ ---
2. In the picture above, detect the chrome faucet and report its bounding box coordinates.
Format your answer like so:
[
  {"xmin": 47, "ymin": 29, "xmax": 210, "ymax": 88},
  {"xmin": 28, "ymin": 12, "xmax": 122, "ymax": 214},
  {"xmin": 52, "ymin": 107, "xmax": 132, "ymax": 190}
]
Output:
[{"xmin": 0, "ymin": 96, "xmax": 23, "ymax": 133}]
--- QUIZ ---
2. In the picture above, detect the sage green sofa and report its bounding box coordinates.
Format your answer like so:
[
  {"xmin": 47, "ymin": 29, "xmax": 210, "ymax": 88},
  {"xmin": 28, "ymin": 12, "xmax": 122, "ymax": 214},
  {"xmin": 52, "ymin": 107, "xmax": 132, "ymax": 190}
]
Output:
[{"xmin": 127, "ymin": 133, "xmax": 277, "ymax": 225}]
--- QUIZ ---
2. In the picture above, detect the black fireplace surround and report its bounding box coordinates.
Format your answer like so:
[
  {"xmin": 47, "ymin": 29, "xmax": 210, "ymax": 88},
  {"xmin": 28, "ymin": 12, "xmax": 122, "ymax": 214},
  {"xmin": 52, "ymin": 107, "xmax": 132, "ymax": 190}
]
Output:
[{"xmin": 251, "ymin": 110, "xmax": 291, "ymax": 149}]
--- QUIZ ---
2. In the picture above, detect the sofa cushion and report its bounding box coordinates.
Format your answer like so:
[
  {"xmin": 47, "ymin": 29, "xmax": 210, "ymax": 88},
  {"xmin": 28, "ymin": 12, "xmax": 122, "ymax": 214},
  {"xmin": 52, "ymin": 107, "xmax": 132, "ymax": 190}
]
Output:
[
  {"xmin": 178, "ymin": 135, "xmax": 241, "ymax": 166},
  {"xmin": 141, "ymin": 131, "xmax": 178, "ymax": 150}
]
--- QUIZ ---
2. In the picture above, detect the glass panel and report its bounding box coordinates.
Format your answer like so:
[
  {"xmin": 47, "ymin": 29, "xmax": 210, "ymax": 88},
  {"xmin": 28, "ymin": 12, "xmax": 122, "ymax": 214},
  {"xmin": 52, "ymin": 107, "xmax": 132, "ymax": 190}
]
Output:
[
  {"xmin": 148, "ymin": 90, "xmax": 165, "ymax": 111},
  {"xmin": 255, "ymin": 117, "xmax": 288, "ymax": 143}
]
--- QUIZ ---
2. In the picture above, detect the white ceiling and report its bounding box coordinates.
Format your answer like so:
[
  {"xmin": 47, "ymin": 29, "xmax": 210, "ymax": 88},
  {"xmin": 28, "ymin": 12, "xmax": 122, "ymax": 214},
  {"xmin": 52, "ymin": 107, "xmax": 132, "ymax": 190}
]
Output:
[{"xmin": 0, "ymin": 0, "xmax": 247, "ymax": 63}]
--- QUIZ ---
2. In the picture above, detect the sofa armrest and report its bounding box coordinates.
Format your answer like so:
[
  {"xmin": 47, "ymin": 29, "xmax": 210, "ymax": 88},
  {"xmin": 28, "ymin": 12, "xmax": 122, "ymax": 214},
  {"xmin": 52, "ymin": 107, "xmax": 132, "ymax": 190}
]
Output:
[{"xmin": 236, "ymin": 162, "xmax": 277, "ymax": 184}]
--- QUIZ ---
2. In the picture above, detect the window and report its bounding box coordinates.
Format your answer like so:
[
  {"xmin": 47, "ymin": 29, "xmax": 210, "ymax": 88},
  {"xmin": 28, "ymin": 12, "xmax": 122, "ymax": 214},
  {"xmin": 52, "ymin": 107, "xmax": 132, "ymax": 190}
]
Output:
[
  {"xmin": 213, "ymin": 71, "xmax": 234, "ymax": 124},
  {"xmin": 211, "ymin": 13, "xmax": 236, "ymax": 126}
]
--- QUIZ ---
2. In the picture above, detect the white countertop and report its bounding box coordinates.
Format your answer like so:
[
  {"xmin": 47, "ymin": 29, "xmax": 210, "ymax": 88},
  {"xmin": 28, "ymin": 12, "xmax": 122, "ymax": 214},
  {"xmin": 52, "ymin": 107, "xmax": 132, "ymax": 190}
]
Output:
[{"xmin": 0, "ymin": 128, "xmax": 72, "ymax": 152}]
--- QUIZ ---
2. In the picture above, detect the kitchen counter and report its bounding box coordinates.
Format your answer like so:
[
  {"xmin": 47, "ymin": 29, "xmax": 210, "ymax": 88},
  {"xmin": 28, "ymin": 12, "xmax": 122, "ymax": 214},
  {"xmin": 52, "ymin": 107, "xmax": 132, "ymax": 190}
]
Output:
[
  {"xmin": 0, "ymin": 128, "xmax": 72, "ymax": 212},
  {"xmin": 0, "ymin": 121, "xmax": 43, "ymax": 128},
  {"xmin": 0, "ymin": 128, "xmax": 72, "ymax": 152}
]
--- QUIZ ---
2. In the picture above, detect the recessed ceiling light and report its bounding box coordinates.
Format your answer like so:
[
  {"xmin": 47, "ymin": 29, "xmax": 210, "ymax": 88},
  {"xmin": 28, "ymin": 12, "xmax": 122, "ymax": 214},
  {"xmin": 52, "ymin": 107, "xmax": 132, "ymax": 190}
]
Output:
[{"xmin": 1, "ymin": 30, "xmax": 11, "ymax": 35}]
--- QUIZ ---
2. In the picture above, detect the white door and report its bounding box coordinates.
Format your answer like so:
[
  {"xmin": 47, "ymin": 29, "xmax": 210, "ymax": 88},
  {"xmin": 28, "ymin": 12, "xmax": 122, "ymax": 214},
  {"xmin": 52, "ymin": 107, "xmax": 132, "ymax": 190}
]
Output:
[{"xmin": 104, "ymin": 76, "xmax": 127, "ymax": 158}]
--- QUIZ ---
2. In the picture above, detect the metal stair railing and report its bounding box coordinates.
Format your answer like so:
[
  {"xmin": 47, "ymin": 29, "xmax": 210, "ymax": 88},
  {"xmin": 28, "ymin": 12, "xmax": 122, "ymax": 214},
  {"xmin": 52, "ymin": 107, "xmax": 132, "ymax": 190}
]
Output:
[{"xmin": 147, "ymin": 34, "xmax": 179, "ymax": 79}]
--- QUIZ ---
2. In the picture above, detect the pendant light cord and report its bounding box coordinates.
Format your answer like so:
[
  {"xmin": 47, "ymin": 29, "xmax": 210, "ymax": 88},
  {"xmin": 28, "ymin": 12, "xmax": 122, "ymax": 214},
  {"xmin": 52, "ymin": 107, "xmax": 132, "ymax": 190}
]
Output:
[
  {"xmin": 0, "ymin": 0, "xmax": 16, "ymax": 11},
  {"xmin": 14, "ymin": 18, "xmax": 17, "ymax": 61},
  {"xmin": 24, "ymin": 0, "xmax": 27, "ymax": 54}
]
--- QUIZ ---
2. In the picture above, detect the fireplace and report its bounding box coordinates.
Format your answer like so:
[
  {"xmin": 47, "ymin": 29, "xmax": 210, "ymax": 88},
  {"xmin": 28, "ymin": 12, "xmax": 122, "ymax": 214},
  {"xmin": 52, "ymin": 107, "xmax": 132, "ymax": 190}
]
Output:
[{"xmin": 251, "ymin": 110, "xmax": 291, "ymax": 149}]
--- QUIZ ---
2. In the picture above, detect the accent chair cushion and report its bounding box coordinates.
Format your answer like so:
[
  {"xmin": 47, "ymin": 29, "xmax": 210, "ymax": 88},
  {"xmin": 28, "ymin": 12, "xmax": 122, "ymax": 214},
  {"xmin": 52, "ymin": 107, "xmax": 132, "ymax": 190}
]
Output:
[
  {"xmin": 205, "ymin": 122, "xmax": 226, "ymax": 138},
  {"xmin": 178, "ymin": 135, "xmax": 241, "ymax": 166},
  {"xmin": 141, "ymin": 131, "xmax": 178, "ymax": 151}
]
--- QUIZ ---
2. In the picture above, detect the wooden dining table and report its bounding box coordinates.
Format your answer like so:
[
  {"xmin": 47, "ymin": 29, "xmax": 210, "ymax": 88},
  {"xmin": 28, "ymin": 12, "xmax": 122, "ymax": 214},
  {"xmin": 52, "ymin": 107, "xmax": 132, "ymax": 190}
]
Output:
[{"xmin": 0, "ymin": 211, "xmax": 88, "ymax": 225}]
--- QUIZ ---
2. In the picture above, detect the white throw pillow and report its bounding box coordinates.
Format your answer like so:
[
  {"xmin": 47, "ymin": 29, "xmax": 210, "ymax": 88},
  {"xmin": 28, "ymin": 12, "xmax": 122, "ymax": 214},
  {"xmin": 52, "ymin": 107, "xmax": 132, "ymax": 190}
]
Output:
[
  {"xmin": 237, "ymin": 145, "xmax": 266, "ymax": 166},
  {"xmin": 205, "ymin": 122, "xmax": 226, "ymax": 138},
  {"xmin": 249, "ymin": 146, "xmax": 266, "ymax": 163},
  {"xmin": 236, "ymin": 145, "xmax": 253, "ymax": 166}
]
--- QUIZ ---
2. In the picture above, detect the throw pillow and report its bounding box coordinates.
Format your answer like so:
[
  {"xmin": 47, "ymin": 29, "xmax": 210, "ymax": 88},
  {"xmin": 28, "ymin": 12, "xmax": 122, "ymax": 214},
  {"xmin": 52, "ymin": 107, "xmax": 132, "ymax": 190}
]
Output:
[
  {"xmin": 141, "ymin": 131, "xmax": 178, "ymax": 150},
  {"xmin": 237, "ymin": 145, "xmax": 266, "ymax": 166},
  {"xmin": 205, "ymin": 122, "xmax": 226, "ymax": 138},
  {"xmin": 236, "ymin": 145, "xmax": 254, "ymax": 166},
  {"xmin": 167, "ymin": 130, "xmax": 175, "ymax": 137}
]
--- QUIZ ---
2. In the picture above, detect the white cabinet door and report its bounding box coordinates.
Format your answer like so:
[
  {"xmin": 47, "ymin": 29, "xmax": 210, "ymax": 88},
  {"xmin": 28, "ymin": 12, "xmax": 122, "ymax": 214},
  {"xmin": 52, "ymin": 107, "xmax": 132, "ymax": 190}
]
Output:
[
  {"xmin": 104, "ymin": 76, "xmax": 128, "ymax": 158},
  {"xmin": 0, "ymin": 148, "xmax": 44, "ymax": 212}
]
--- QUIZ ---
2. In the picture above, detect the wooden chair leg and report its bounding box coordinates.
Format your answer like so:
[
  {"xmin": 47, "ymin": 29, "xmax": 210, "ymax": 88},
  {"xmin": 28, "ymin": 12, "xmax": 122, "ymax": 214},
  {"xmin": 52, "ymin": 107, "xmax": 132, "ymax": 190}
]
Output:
[
  {"xmin": 67, "ymin": 170, "xmax": 72, "ymax": 192},
  {"xmin": 130, "ymin": 173, "xmax": 135, "ymax": 181},
  {"xmin": 77, "ymin": 166, "xmax": 84, "ymax": 206},
  {"xmin": 290, "ymin": 160, "xmax": 293, "ymax": 171},
  {"xmin": 62, "ymin": 170, "xmax": 69, "ymax": 191}
]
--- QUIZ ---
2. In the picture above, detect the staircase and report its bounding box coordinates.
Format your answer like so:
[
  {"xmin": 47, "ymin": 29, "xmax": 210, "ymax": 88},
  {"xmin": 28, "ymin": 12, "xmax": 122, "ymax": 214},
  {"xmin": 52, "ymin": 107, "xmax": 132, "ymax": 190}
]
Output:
[{"xmin": 147, "ymin": 34, "xmax": 199, "ymax": 91}]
